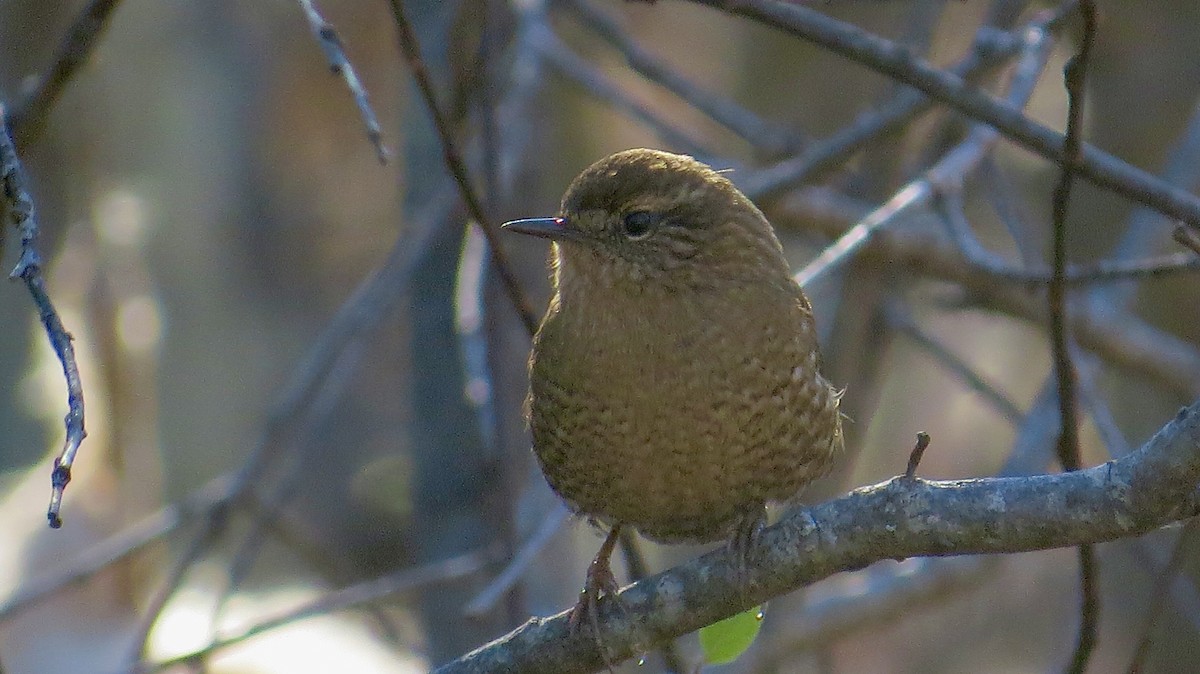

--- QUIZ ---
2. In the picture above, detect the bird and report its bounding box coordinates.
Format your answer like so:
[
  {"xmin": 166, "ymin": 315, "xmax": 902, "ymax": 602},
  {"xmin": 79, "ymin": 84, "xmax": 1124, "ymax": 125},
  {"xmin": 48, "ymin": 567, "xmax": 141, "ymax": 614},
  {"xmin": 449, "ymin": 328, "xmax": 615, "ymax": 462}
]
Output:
[{"xmin": 502, "ymin": 148, "xmax": 843, "ymax": 643}]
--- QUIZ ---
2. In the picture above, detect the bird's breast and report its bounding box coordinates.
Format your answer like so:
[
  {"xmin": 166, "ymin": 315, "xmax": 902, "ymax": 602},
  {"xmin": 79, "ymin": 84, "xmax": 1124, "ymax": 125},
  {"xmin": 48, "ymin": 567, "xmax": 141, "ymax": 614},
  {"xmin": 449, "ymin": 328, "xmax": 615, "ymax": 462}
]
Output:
[{"xmin": 527, "ymin": 282, "xmax": 840, "ymax": 543}]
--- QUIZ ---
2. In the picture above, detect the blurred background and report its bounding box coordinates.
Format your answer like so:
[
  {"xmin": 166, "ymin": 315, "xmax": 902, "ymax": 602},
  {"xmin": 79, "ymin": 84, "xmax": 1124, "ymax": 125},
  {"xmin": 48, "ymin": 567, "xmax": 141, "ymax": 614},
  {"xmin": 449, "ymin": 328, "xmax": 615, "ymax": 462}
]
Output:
[{"xmin": 1, "ymin": 0, "xmax": 1199, "ymax": 672}]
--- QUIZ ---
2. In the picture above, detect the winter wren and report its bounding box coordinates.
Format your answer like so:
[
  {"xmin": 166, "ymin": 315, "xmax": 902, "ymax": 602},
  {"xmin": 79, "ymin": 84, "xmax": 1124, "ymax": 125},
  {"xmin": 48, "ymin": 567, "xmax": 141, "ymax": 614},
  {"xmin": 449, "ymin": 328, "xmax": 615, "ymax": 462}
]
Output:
[{"xmin": 503, "ymin": 148, "xmax": 843, "ymax": 627}]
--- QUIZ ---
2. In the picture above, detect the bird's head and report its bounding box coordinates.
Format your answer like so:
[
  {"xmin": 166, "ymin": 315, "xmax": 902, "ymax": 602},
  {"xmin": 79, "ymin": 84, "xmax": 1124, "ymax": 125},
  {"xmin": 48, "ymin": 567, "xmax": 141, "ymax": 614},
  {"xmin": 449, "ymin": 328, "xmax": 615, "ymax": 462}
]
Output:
[{"xmin": 503, "ymin": 149, "xmax": 790, "ymax": 294}]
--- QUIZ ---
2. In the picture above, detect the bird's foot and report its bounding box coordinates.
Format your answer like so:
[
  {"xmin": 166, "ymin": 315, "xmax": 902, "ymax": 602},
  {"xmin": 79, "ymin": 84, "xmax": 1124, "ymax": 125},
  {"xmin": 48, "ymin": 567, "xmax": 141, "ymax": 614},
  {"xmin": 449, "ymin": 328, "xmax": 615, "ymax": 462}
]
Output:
[{"xmin": 568, "ymin": 525, "xmax": 627, "ymax": 671}]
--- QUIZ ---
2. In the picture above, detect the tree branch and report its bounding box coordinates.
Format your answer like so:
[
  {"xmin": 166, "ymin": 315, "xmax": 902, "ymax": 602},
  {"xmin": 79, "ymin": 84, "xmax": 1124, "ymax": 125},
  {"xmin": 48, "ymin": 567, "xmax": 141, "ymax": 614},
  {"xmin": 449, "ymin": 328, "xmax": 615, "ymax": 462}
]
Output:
[
  {"xmin": 7, "ymin": 0, "xmax": 123, "ymax": 149},
  {"xmin": 434, "ymin": 399, "xmax": 1200, "ymax": 674},
  {"xmin": 684, "ymin": 0, "xmax": 1200, "ymax": 231},
  {"xmin": 0, "ymin": 107, "xmax": 86, "ymax": 529}
]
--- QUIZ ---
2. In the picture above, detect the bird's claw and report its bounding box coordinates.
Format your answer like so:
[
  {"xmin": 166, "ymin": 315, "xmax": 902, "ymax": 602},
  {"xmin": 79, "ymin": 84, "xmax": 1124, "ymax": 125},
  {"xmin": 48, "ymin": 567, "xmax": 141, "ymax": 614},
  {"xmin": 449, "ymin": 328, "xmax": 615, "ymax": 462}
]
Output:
[{"xmin": 567, "ymin": 526, "xmax": 628, "ymax": 671}]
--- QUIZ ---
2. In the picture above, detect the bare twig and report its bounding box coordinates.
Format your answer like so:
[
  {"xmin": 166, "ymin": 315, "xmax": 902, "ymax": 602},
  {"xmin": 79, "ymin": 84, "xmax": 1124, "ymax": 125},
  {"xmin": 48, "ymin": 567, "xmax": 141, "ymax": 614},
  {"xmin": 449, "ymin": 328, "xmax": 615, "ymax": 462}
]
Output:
[
  {"xmin": 568, "ymin": 0, "xmax": 804, "ymax": 155},
  {"xmin": 940, "ymin": 184, "xmax": 1200, "ymax": 284},
  {"xmin": 121, "ymin": 185, "xmax": 457, "ymax": 667},
  {"xmin": 1047, "ymin": 3, "xmax": 1098, "ymax": 670},
  {"xmin": 533, "ymin": 24, "xmax": 712, "ymax": 159},
  {"xmin": 7, "ymin": 0, "xmax": 123, "ymax": 149},
  {"xmin": 739, "ymin": 6, "xmax": 1075, "ymax": 202},
  {"xmin": 795, "ymin": 16, "xmax": 1052, "ymax": 288},
  {"xmin": 886, "ymin": 305, "xmax": 1024, "ymax": 426},
  {"xmin": 1175, "ymin": 224, "xmax": 1200, "ymax": 257},
  {"xmin": 465, "ymin": 504, "xmax": 570, "ymax": 617},
  {"xmin": 748, "ymin": 557, "xmax": 996, "ymax": 673},
  {"xmin": 775, "ymin": 193, "xmax": 1200, "ymax": 399},
  {"xmin": 294, "ymin": 0, "xmax": 389, "ymax": 163},
  {"xmin": 385, "ymin": 0, "xmax": 538, "ymax": 335},
  {"xmin": 684, "ymin": 0, "xmax": 1200, "ymax": 230},
  {"xmin": 0, "ymin": 475, "xmax": 233, "ymax": 619},
  {"xmin": 144, "ymin": 549, "xmax": 491, "ymax": 673},
  {"xmin": 1049, "ymin": 0, "xmax": 1092, "ymax": 475},
  {"xmin": 0, "ymin": 107, "xmax": 86, "ymax": 529},
  {"xmin": 1129, "ymin": 520, "xmax": 1200, "ymax": 672}
]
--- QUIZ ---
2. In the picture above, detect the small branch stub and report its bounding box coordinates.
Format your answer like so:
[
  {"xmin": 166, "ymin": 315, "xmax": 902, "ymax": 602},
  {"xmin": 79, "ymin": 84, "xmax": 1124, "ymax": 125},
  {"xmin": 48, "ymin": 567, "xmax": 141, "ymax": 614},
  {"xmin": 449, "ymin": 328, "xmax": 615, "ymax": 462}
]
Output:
[
  {"xmin": 1174, "ymin": 223, "xmax": 1200, "ymax": 257},
  {"xmin": 905, "ymin": 432, "xmax": 931, "ymax": 480}
]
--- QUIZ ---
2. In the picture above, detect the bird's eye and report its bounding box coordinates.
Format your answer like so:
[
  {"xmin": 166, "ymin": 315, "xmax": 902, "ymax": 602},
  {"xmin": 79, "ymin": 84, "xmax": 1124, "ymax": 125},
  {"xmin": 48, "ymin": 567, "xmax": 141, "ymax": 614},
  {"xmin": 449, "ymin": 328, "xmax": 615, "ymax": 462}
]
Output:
[{"xmin": 621, "ymin": 211, "xmax": 659, "ymax": 239}]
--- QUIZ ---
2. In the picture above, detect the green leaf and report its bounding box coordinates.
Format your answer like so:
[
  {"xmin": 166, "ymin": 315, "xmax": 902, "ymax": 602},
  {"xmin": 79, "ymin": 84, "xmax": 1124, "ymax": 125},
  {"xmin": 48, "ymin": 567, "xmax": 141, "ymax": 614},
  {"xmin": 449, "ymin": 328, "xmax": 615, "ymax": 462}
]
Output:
[{"xmin": 698, "ymin": 606, "xmax": 764, "ymax": 665}]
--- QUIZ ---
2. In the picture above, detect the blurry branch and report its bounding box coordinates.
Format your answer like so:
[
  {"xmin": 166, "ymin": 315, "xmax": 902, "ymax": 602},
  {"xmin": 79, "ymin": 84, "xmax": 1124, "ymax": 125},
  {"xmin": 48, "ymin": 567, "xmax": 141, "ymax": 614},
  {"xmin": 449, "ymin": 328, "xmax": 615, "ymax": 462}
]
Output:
[
  {"xmin": 1129, "ymin": 520, "xmax": 1200, "ymax": 672},
  {"xmin": 748, "ymin": 557, "xmax": 997, "ymax": 673},
  {"xmin": 7, "ymin": 0, "xmax": 123, "ymax": 149},
  {"xmin": 0, "ymin": 475, "xmax": 233, "ymax": 620},
  {"xmin": 942, "ymin": 198, "xmax": 1200, "ymax": 283},
  {"xmin": 740, "ymin": 6, "xmax": 1068, "ymax": 201},
  {"xmin": 145, "ymin": 548, "xmax": 493, "ymax": 673},
  {"xmin": 774, "ymin": 193, "xmax": 1200, "ymax": 398},
  {"xmin": 794, "ymin": 10, "xmax": 1051, "ymax": 289},
  {"xmin": 532, "ymin": 22, "xmax": 711, "ymax": 158},
  {"xmin": 686, "ymin": 0, "xmax": 1200, "ymax": 233},
  {"xmin": 218, "ymin": 331, "xmax": 367, "ymax": 615},
  {"xmin": 465, "ymin": 503, "xmax": 569, "ymax": 617},
  {"xmin": 1046, "ymin": 3, "xmax": 1097, "ymax": 670},
  {"xmin": 885, "ymin": 305, "xmax": 1024, "ymax": 426},
  {"xmin": 293, "ymin": 0, "xmax": 389, "ymax": 163},
  {"xmin": 567, "ymin": 0, "xmax": 804, "ymax": 155},
  {"xmin": 118, "ymin": 185, "xmax": 455, "ymax": 668},
  {"xmin": 0, "ymin": 108, "xmax": 86, "ymax": 529},
  {"xmin": 435, "ymin": 400, "xmax": 1200, "ymax": 674},
  {"xmin": 386, "ymin": 0, "xmax": 538, "ymax": 335},
  {"xmin": 1175, "ymin": 225, "xmax": 1200, "ymax": 257}
]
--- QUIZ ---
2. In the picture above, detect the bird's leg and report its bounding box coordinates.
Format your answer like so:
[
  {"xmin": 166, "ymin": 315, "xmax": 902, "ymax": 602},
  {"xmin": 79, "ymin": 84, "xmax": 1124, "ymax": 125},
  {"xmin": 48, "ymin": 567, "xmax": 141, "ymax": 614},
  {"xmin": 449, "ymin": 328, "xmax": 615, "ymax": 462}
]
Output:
[
  {"xmin": 729, "ymin": 506, "xmax": 767, "ymax": 585},
  {"xmin": 569, "ymin": 523, "xmax": 624, "ymax": 668}
]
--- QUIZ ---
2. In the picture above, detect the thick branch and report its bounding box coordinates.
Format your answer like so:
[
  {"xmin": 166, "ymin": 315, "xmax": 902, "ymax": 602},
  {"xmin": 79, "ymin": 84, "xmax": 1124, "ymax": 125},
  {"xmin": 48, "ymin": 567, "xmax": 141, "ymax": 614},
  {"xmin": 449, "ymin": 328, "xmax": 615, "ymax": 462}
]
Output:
[{"xmin": 436, "ymin": 400, "xmax": 1200, "ymax": 674}]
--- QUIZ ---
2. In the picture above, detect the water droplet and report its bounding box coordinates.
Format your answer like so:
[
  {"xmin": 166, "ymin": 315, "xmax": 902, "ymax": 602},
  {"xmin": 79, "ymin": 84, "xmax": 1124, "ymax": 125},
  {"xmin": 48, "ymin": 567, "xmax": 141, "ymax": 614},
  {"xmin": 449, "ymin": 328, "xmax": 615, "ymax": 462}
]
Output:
[
  {"xmin": 637, "ymin": 656, "xmax": 646, "ymax": 667},
  {"xmin": 755, "ymin": 610, "xmax": 765, "ymax": 621}
]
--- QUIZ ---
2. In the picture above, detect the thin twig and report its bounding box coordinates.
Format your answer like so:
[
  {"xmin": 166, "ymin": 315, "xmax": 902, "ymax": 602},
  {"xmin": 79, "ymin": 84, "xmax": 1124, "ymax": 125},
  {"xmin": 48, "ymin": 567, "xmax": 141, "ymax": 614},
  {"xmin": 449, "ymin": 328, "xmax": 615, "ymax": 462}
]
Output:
[
  {"xmin": 942, "ymin": 197, "xmax": 1200, "ymax": 284},
  {"xmin": 0, "ymin": 475, "xmax": 233, "ymax": 619},
  {"xmin": 748, "ymin": 557, "xmax": 995, "ymax": 673},
  {"xmin": 795, "ymin": 16, "xmax": 1052, "ymax": 288},
  {"xmin": 294, "ymin": 0, "xmax": 389, "ymax": 163},
  {"xmin": 533, "ymin": 24, "xmax": 713, "ymax": 159},
  {"xmin": 1175, "ymin": 224, "xmax": 1200, "ymax": 257},
  {"xmin": 568, "ymin": 0, "xmax": 805, "ymax": 155},
  {"xmin": 775, "ymin": 192, "xmax": 1200, "ymax": 400},
  {"xmin": 0, "ymin": 107, "xmax": 86, "ymax": 529},
  {"xmin": 740, "ymin": 9, "xmax": 1072, "ymax": 201},
  {"xmin": 465, "ymin": 504, "xmax": 570, "ymax": 617},
  {"xmin": 122, "ymin": 185, "xmax": 458, "ymax": 668},
  {"xmin": 1047, "ymin": 3, "xmax": 1097, "ymax": 671},
  {"xmin": 887, "ymin": 305, "xmax": 1024, "ymax": 426},
  {"xmin": 144, "ymin": 549, "xmax": 491, "ymax": 673},
  {"xmin": 7, "ymin": 0, "xmax": 123, "ymax": 149},
  {"xmin": 1128, "ymin": 520, "xmax": 1200, "ymax": 672},
  {"xmin": 219, "ymin": 334, "xmax": 366, "ymax": 612},
  {"xmin": 683, "ymin": 0, "xmax": 1200, "ymax": 230},
  {"xmin": 385, "ymin": 0, "xmax": 538, "ymax": 336}
]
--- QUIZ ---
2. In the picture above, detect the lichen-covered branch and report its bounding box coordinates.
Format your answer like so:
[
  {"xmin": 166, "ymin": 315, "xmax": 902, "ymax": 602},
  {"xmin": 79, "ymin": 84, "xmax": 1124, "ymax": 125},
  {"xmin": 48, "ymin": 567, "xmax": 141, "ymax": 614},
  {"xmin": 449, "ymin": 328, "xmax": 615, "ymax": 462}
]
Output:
[{"xmin": 435, "ymin": 399, "xmax": 1200, "ymax": 674}]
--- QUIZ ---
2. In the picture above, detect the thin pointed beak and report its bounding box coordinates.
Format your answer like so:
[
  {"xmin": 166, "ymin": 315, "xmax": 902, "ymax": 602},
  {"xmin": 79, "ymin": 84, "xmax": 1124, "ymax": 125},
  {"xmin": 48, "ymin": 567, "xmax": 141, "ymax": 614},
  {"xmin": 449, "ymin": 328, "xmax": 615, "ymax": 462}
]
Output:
[{"xmin": 500, "ymin": 217, "xmax": 584, "ymax": 242}]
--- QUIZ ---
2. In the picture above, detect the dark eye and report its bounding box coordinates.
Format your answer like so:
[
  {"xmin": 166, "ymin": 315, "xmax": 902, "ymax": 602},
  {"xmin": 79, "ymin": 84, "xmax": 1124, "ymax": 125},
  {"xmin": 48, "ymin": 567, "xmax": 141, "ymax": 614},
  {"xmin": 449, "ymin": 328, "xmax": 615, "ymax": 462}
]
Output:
[{"xmin": 622, "ymin": 211, "xmax": 659, "ymax": 239}]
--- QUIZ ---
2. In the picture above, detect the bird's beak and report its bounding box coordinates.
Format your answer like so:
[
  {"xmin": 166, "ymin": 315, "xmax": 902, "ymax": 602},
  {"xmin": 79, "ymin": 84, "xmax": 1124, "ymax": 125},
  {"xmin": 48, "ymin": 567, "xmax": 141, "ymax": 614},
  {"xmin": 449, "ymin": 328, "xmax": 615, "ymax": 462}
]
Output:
[{"xmin": 500, "ymin": 217, "xmax": 585, "ymax": 242}]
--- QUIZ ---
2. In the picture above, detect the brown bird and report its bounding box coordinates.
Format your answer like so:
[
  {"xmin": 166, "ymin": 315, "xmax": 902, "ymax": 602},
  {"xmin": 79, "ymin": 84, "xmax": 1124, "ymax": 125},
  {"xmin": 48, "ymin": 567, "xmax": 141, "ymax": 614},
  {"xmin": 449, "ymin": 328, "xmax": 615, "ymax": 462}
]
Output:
[{"xmin": 503, "ymin": 148, "xmax": 843, "ymax": 634}]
